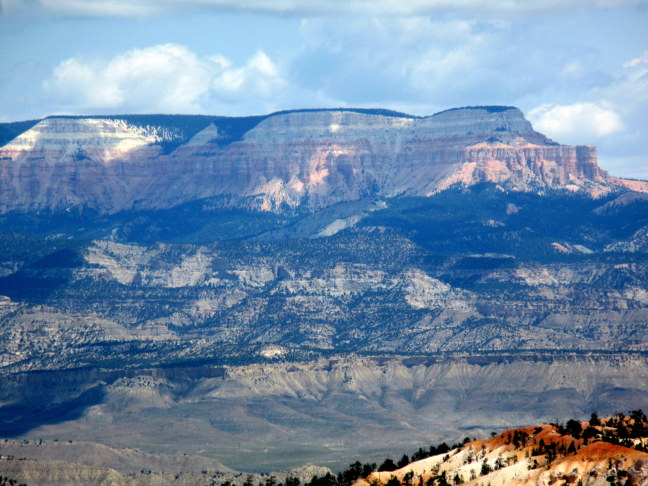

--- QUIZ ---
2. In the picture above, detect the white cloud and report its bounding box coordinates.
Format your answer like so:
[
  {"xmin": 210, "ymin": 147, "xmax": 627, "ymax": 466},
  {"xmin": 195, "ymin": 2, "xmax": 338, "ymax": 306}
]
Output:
[
  {"xmin": 16, "ymin": 0, "xmax": 648, "ymax": 17},
  {"xmin": 292, "ymin": 16, "xmax": 593, "ymax": 111},
  {"xmin": 622, "ymin": 50, "xmax": 648, "ymax": 69},
  {"xmin": 44, "ymin": 58, "xmax": 123, "ymax": 108},
  {"xmin": 212, "ymin": 51, "xmax": 285, "ymax": 100},
  {"xmin": 39, "ymin": 0, "xmax": 159, "ymax": 17},
  {"xmin": 619, "ymin": 50, "xmax": 648, "ymax": 96},
  {"xmin": 528, "ymin": 102, "xmax": 623, "ymax": 142},
  {"xmin": 43, "ymin": 44, "xmax": 285, "ymax": 114},
  {"xmin": 586, "ymin": 50, "xmax": 648, "ymax": 178}
]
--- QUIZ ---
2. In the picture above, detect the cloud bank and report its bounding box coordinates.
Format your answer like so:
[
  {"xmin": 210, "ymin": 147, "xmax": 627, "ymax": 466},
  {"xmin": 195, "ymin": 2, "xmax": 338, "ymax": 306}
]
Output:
[
  {"xmin": 43, "ymin": 44, "xmax": 286, "ymax": 114},
  {"xmin": 528, "ymin": 102, "xmax": 623, "ymax": 141},
  {"xmin": 7, "ymin": 0, "xmax": 648, "ymax": 17}
]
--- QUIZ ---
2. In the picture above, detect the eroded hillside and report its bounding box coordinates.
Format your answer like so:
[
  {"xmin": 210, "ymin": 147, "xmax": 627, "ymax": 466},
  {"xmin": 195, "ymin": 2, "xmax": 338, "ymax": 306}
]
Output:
[{"xmin": 333, "ymin": 411, "xmax": 648, "ymax": 486}]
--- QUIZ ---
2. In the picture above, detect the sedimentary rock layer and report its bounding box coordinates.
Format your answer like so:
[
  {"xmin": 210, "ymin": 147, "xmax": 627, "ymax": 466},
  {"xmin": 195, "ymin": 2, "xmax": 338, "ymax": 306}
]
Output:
[{"xmin": 1, "ymin": 107, "xmax": 641, "ymax": 213}]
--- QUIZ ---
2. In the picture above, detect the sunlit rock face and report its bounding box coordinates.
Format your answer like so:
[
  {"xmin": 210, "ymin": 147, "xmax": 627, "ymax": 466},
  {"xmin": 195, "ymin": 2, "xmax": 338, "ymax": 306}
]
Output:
[
  {"xmin": 0, "ymin": 117, "xmax": 175, "ymax": 212},
  {"xmin": 2, "ymin": 118, "xmax": 171, "ymax": 162},
  {"xmin": 0, "ymin": 107, "xmax": 643, "ymax": 213}
]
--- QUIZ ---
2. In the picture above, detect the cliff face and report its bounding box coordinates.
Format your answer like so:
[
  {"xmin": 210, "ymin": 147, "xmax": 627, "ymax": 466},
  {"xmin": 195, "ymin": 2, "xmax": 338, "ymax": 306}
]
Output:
[
  {"xmin": 0, "ymin": 117, "xmax": 169, "ymax": 212},
  {"xmin": 0, "ymin": 107, "xmax": 638, "ymax": 213}
]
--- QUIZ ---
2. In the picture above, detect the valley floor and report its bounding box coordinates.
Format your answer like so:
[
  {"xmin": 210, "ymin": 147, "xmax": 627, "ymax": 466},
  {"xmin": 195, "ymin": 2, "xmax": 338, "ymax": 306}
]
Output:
[{"xmin": 1, "ymin": 352, "xmax": 647, "ymax": 475}]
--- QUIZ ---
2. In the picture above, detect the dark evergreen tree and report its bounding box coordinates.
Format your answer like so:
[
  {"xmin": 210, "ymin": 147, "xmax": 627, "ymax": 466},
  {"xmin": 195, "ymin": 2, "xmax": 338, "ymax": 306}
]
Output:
[
  {"xmin": 397, "ymin": 455, "xmax": 410, "ymax": 469},
  {"xmin": 583, "ymin": 426, "xmax": 599, "ymax": 441},
  {"xmin": 480, "ymin": 459, "xmax": 492, "ymax": 476},
  {"xmin": 379, "ymin": 459, "xmax": 398, "ymax": 472},
  {"xmin": 286, "ymin": 477, "xmax": 300, "ymax": 486},
  {"xmin": 566, "ymin": 419, "xmax": 583, "ymax": 438},
  {"xmin": 361, "ymin": 464, "xmax": 376, "ymax": 478},
  {"xmin": 266, "ymin": 476, "xmax": 278, "ymax": 486},
  {"xmin": 402, "ymin": 471, "xmax": 414, "ymax": 486},
  {"xmin": 434, "ymin": 471, "xmax": 450, "ymax": 486},
  {"xmin": 385, "ymin": 476, "xmax": 401, "ymax": 486},
  {"xmin": 436, "ymin": 443, "xmax": 450, "ymax": 454}
]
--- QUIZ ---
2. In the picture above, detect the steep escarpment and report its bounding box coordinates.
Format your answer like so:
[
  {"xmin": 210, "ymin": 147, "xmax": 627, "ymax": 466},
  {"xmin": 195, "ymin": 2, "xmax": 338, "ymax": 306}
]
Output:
[{"xmin": 0, "ymin": 107, "xmax": 641, "ymax": 213}]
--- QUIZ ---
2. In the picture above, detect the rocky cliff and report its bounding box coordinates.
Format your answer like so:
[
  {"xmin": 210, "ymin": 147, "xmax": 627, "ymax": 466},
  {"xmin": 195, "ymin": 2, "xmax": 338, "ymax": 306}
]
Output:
[{"xmin": 1, "ymin": 107, "xmax": 643, "ymax": 213}]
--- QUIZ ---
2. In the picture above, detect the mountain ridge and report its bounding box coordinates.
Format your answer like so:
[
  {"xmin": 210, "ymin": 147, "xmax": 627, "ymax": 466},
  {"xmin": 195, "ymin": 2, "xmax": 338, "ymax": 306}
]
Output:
[
  {"xmin": 0, "ymin": 106, "xmax": 518, "ymax": 147},
  {"xmin": 1, "ymin": 106, "xmax": 645, "ymax": 214}
]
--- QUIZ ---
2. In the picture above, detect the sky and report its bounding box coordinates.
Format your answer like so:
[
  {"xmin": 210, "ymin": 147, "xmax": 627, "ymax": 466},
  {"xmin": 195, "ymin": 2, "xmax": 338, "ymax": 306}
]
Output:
[{"xmin": 1, "ymin": 0, "xmax": 647, "ymax": 179}]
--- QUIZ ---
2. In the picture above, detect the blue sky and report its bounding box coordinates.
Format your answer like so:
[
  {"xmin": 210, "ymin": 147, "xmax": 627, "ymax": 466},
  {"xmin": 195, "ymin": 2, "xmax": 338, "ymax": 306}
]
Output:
[{"xmin": 1, "ymin": 0, "xmax": 648, "ymax": 178}]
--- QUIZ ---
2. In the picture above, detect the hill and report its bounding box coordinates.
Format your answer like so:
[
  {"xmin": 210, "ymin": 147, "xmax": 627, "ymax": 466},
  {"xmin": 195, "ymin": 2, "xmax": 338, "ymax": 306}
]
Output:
[{"xmin": 305, "ymin": 410, "xmax": 648, "ymax": 486}]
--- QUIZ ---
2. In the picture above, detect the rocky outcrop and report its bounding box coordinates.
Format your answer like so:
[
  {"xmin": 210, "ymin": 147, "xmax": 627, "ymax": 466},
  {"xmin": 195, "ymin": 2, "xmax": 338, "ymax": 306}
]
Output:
[
  {"xmin": 363, "ymin": 416, "xmax": 648, "ymax": 486},
  {"xmin": 0, "ymin": 107, "xmax": 642, "ymax": 213}
]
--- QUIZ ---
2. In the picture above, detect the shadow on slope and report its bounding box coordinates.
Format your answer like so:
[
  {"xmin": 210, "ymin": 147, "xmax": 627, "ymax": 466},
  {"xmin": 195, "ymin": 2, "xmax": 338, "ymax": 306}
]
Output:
[
  {"xmin": 0, "ymin": 384, "xmax": 106, "ymax": 437},
  {"xmin": 0, "ymin": 248, "xmax": 84, "ymax": 301}
]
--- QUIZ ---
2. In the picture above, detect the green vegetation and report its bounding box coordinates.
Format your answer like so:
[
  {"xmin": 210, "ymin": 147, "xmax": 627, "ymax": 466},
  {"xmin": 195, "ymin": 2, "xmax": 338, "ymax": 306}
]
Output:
[
  {"xmin": 433, "ymin": 106, "xmax": 515, "ymax": 115},
  {"xmin": 359, "ymin": 185, "xmax": 648, "ymax": 261}
]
